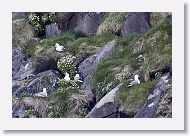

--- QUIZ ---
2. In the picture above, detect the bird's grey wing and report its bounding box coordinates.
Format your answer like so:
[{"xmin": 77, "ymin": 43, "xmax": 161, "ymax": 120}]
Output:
[
  {"xmin": 76, "ymin": 79, "xmax": 83, "ymax": 82},
  {"xmin": 128, "ymin": 80, "xmax": 138, "ymax": 86},
  {"xmin": 34, "ymin": 92, "xmax": 46, "ymax": 97}
]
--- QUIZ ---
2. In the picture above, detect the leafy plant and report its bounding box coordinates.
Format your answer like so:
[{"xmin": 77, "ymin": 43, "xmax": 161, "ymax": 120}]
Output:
[
  {"xmin": 58, "ymin": 79, "xmax": 80, "ymax": 91},
  {"xmin": 41, "ymin": 12, "xmax": 55, "ymax": 23},
  {"xmin": 57, "ymin": 54, "xmax": 77, "ymax": 78},
  {"xmin": 28, "ymin": 13, "xmax": 42, "ymax": 32},
  {"xmin": 28, "ymin": 12, "xmax": 56, "ymax": 34}
]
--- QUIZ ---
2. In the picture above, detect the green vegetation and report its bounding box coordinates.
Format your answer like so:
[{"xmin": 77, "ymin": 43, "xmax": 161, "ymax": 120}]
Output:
[
  {"xmin": 118, "ymin": 80, "xmax": 157, "ymax": 112},
  {"xmin": 46, "ymin": 85, "xmax": 79, "ymax": 118},
  {"xmin": 12, "ymin": 18, "xmax": 35, "ymax": 50},
  {"xmin": 97, "ymin": 12, "xmax": 125, "ymax": 35},
  {"xmin": 24, "ymin": 32, "xmax": 116, "ymax": 70},
  {"xmin": 57, "ymin": 54, "xmax": 77, "ymax": 77},
  {"xmin": 91, "ymin": 19, "xmax": 172, "ymax": 103},
  {"xmin": 67, "ymin": 32, "xmax": 117, "ymax": 55},
  {"xmin": 150, "ymin": 12, "xmax": 171, "ymax": 27},
  {"xmin": 28, "ymin": 12, "xmax": 56, "ymax": 33},
  {"xmin": 14, "ymin": 12, "xmax": 172, "ymax": 118}
]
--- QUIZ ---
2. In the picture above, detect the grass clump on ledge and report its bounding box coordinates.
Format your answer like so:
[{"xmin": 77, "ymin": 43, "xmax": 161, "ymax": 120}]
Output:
[
  {"xmin": 117, "ymin": 79, "xmax": 157, "ymax": 112},
  {"xmin": 97, "ymin": 12, "xmax": 126, "ymax": 35}
]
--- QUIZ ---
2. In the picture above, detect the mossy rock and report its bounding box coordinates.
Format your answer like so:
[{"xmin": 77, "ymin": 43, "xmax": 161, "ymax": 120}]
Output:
[{"xmin": 12, "ymin": 18, "xmax": 35, "ymax": 50}]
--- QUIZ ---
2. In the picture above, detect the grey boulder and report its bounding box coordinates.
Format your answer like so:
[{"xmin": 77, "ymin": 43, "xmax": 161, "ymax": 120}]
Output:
[
  {"xmin": 45, "ymin": 23, "xmax": 61, "ymax": 38},
  {"xmin": 12, "ymin": 46, "xmax": 35, "ymax": 81},
  {"xmin": 121, "ymin": 12, "xmax": 151, "ymax": 36},
  {"xmin": 86, "ymin": 85, "xmax": 121, "ymax": 118},
  {"xmin": 23, "ymin": 70, "xmax": 61, "ymax": 95},
  {"xmin": 68, "ymin": 12, "xmax": 103, "ymax": 36},
  {"xmin": 78, "ymin": 40, "xmax": 117, "ymax": 91},
  {"xmin": 135, "ymin": 74, "xmax": 171, "ymax": 118}
]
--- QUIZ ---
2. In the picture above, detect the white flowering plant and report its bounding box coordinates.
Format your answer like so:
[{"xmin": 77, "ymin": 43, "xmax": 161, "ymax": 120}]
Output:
[
  {"xmin": 57, "ymin": 54, "xmax": 77, "ymax": 78},
  {"xmin": 28, "ymin": 12, "xmax": 56, "ymax": 34},
  {"xmin": 28, "ymin": 13, "xmax": 42, "ymax": 32},
  {"xmin": 41, "ymin": 12, "xmax": 56, "ymax": 23}
]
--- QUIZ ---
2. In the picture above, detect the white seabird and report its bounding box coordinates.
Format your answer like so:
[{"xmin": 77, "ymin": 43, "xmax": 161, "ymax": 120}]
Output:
[
  {"xmin": 24, "ymin": 63, "xmax": 29, "ymax": 70},
  {"xmin": 64, "ymin": 72, "xmax": 71, "ymax": 81},
  {"xmin": 127, "ymin": 74, "xmax": 140, "ymax": 87},
  {"xmin": 55, "ymin": 43, "xmax": 64, "ymax": 52},
  {"xmin": 33, "ymin": 88, "xmax": 47, "ymax": 97},
  {"xmin": 74, "ymin": 73, "xmax": 83, "ymax": 82},
  {"xmin": 148, "ymin": 102, "xmax": 155, "ymax": 108}
]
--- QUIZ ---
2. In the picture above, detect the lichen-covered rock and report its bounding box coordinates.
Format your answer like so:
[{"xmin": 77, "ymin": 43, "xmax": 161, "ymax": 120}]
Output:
[
  {"xmin": 45, "ymin": 23, "xmax": 61, "ymax": 38},
  {"xmin": 135, "ymin": 73, "xmax": 172, "ymax": 118},
  {"xmin": 78, "ymin": 40, "xmax": 117, "ymax": 91},
  {"xmin": 12, "ymin": 46, "xmax": 35, "ymax": 81},
  {"xmin": 12, "ymin": 12, "xmax": 28, "ymax": 20},
  {"xmin": 86, "ymin": 85, "xmax": 121, "ymax": 118},
  {"xmin": 12, "ymin": 18, "xmax": 35, "ymax": 50},
  {"xmin": 55, "ymin": 12, "xmax": 75, "ymax": 31},
  {"xmin": 121, "ymin": 12, "xmax": 151, "ymax": 36},
  {"xmin": 68, "ymin": 12, "xmax": 103, "ymax": 36},
  {"xmin": 22, "ymin": 70, "xmax": 61, "ymax": 96}
]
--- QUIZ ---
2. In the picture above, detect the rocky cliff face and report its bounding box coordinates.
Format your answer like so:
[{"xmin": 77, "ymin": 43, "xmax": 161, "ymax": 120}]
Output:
[{"xmin": 12, "ymin": 12, "xmax": 172, "ymax": 118}]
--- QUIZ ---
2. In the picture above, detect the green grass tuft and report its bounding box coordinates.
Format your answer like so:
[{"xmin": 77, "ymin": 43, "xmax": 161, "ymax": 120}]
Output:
[{"xmin": 118, "ymin": 79, "xmax": 157, "ymax": 111}]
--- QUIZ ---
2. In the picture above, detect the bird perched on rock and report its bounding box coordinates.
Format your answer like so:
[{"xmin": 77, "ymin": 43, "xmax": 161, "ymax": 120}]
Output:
[
  {"xmin": 24, "ymin": 63, "xmax": 29, "ymax": 70},
  {"xmin": 55, "ymin": 43, "xmax": 64, "ymax": 52},
  {"xmin": 127, "ymin": 74, "xmax": 140, "ymax": 87},
  {"xmin": 64, "ymin": 72, "xmax": 70, "ymax": 81},
  {"xmin": 33, "ymin": 88, "xmax": 47, "ymax": 97},
  {"xmin": 74, "ymin": 73, "xmax": 83, "ymax": 82}
]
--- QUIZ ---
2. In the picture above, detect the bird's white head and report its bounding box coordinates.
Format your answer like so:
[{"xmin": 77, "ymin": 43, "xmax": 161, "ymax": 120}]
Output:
[
  {"xmin": 134, "ymin": 74, "xmax": 139, "ymax": 80},
  {"xmin": 55, "ymin": 43, "xmax": 59, "ymax": 48},
  {"xmin": 75, "ymin": 74, "xmax": 79, "ymax": 77},
  {"xmin": 65, "ymin": 72, "xmax": 69, "ymax": 76},
  {"xmin": 43, "ymin": 88, "xmax": 47, "ymax": 93}
]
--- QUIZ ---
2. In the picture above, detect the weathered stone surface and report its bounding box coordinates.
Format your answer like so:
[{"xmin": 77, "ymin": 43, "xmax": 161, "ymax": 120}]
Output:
[
  {"xmin": 68, "ymin": 12, "xmax": 103, "ymax": 36},
  {"xmin": 12, "ymin": 46, "xmax": 35, "ymax": 81},
  {"xmin": 135, "ymin": 74, "xmax": 171, "ymax": 118},
  {"xmin": 45, "ymin": 23, "xmax": 61, "ymax": 38},
  {"xmin": 86, "ymin": 85, "xmax": 121, "ymax": 118},
  {"xmin": 55, "ymin": 12, "xmax": 74, "ymax": 31},
  {"xmin": 23, "ymin": 70, "xmax": 61, "ymax": 95},
  {"xmin": 12, "ymin": 97, "xmax": 25, "ymax": 118},
  {"xmin": 121, "ymin": 12, "xmax": 151, "ymax": 36},
  {"xmin": 12, "ymin": 12, "xmax": 27, "ymax": 20},
  {"xmin": 78, "ymin": 40, "xmax": 117, "ymax": 91}
]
